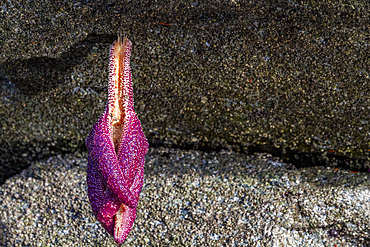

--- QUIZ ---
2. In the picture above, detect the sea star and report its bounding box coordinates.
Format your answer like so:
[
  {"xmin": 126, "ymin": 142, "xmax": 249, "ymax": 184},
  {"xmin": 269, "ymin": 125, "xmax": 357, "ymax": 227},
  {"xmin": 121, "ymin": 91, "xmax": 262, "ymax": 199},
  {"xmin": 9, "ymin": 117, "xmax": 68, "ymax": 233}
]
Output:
[{"xmin": 86, "ymin": 36, "xmax": 149, "ymax": 244}]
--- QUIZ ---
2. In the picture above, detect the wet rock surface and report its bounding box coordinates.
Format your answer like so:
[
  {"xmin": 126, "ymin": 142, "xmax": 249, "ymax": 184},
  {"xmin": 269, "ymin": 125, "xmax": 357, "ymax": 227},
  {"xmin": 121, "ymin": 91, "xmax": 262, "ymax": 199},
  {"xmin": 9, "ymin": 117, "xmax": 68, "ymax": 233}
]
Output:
[
  {"xmin": 1, "ymin": 148, "xmax": 369, "ymax": 246},
  {"xmin": 0, "ymin": 1, "xmax": 369, "ymax": 184},
  {"xmin": 0, "ymin": 1, "xmax": 369, "ymax": 245}
]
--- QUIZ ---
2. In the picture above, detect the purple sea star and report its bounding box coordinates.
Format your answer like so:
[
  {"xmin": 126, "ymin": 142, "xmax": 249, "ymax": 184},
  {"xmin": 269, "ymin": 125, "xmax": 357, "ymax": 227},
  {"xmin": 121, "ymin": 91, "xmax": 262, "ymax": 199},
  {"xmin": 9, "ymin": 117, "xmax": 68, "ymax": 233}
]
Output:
[{"xmin": 86, "ymin": 36, "xmax": 148, "ymax": 244}]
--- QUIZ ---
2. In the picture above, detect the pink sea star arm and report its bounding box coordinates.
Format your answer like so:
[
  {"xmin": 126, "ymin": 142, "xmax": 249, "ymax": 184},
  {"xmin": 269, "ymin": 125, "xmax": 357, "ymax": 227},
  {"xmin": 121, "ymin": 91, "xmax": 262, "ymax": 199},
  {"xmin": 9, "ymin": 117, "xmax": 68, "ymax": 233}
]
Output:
[
  {"xmin": 86, "ymin": 36, "xmax": 148, "ymax": 245},
  {"xmin": 86, "ymin": 114, "xmax": 142, "ymax": 209}
]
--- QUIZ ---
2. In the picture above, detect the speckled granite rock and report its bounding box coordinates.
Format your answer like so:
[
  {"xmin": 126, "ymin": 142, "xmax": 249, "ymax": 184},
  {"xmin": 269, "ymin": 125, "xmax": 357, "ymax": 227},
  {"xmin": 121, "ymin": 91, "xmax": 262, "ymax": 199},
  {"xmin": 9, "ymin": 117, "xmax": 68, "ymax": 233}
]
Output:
[
  {"xmin": 0, "ymin": 0, "xmax": 369, "ymax": 185},
  {"xmin": 1, "ymin": 148, "xmax": 369, "ymax": 246}
]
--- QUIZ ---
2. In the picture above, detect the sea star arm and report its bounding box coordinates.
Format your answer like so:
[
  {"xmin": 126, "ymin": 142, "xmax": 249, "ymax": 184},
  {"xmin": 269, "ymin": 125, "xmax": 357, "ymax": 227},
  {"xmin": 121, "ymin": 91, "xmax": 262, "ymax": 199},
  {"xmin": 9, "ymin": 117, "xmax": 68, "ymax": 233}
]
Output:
[
  {"xmin": 86, "ymin": 36, "xmax": 148, "ymax": 245},
  {"xmin": 87, "ymin": 152, "xmax": 121, "ymax": 234},
  {"xmin": 86, "ymin": 114, "xmax": 140, "ymax": 209}
]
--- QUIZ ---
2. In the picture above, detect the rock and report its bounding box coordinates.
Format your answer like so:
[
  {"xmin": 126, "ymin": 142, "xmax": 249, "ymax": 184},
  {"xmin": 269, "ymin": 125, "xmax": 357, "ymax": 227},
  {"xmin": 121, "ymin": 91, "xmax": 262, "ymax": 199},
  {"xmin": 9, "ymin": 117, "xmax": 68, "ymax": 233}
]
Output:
[
  {"xmin": 1, "ymin": 148, "xmax": 369, "ymax": 246},
  {"xmin": 0, "ymin": 1, "xmax": 369, "ymax": 185}
]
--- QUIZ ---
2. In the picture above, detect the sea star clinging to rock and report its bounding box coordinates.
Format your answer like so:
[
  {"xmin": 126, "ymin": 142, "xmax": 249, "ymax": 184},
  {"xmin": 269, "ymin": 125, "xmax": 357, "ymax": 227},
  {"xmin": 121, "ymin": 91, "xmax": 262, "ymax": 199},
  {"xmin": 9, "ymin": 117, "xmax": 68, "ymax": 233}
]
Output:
[{"xmin": 86, "ymin": 36, "xmax": 148, "ymax": 244}]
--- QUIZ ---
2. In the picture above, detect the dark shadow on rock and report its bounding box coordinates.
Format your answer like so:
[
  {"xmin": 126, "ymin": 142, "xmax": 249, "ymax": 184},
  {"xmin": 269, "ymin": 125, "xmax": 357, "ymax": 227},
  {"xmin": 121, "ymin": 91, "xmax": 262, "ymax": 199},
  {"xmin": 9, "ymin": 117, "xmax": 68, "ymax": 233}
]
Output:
[
  {"xmin": 148, "ymin": 137, "xmax": 369, "ymax": 173},
  {"xmin": 0, "ymin": 139, "xmax": 86, "ymax": 185},
  {"xmin": 1, "ymin": 33, "xmax": 116, "ymax": 96},
  {"xmin": 0, "ymin": 136, "xmax": 368, "ymax": 186}
]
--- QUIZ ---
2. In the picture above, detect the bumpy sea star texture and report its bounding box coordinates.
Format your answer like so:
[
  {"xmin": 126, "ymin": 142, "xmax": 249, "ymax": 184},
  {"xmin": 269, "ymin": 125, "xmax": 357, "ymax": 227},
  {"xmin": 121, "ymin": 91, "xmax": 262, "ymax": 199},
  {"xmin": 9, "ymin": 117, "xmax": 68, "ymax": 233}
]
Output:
[{"xmin": 86, "ymin": 37, "xmax": 148, "ymax": 244}]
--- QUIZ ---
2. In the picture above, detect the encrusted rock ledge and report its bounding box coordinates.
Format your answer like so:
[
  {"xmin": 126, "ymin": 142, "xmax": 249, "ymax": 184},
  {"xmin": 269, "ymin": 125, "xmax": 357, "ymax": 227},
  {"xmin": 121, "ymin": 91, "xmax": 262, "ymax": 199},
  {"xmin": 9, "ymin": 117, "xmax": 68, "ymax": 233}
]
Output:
[{"xmin": 1, "ymin": 148, "xmax": 369, "ymax": 246}]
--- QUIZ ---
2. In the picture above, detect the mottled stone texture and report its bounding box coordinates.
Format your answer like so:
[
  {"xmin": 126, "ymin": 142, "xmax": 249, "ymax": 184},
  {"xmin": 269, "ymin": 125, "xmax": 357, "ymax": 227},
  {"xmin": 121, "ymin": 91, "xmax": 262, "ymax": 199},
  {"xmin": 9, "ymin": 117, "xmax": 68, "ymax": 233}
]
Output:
[
  {"xmin": 0, "ymin": 0, "xmax": 369, "ymax": 184},
  {"xmin": 1, "ymin": 150, "xmax": 369, "ymax": 246}
]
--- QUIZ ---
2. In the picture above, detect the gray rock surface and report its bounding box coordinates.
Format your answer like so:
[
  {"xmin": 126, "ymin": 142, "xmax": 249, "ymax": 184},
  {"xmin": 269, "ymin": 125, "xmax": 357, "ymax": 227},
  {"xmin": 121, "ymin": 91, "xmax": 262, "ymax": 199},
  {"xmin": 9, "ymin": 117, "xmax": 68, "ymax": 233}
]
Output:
[
  {"xmin": 1, "ymin": 1, "xmax": 369, "ymax": 245},
  {"xmin": 1, "ymin": 0, "xmax": 369, "ymax": 185},
  {"xmin": 1, "ymin": 148, "xmax": 369, "ymax": 246}
]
